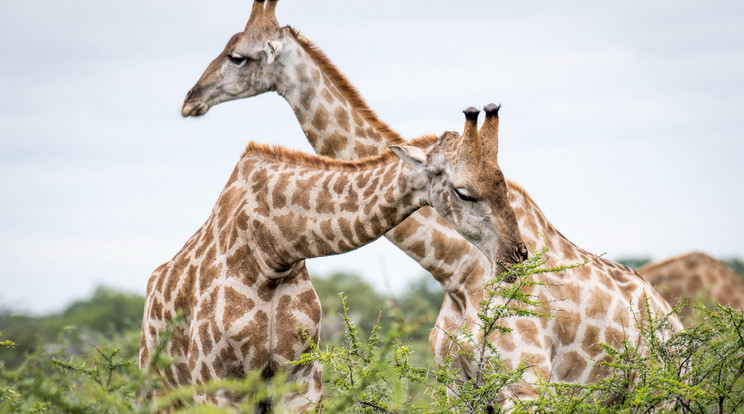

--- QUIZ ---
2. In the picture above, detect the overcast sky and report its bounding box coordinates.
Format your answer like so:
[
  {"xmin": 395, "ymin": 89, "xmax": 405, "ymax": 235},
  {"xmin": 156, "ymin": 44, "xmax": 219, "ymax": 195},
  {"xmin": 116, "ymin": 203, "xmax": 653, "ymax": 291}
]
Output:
[{"xmin": 1, "ymin": 0, "xmax": 742, "ymax": 314}]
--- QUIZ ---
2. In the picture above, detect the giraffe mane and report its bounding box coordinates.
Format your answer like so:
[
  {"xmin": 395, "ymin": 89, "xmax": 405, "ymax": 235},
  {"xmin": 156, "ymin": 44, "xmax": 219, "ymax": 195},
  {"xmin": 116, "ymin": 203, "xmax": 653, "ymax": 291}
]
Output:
[
  {"xmin": 241, "ymin": 134, "xmax": 438, "ymax": 171},
  {"xmin": 505, "ymin": 180, "xmax": 622, "ymax": 271},
  {"xmin": 505, "ymin": 180, "xmax": 543, "ymax": 212},
  {"xmin": 287, "ymin": 26, "xmax": 406, "ymax": 146}
]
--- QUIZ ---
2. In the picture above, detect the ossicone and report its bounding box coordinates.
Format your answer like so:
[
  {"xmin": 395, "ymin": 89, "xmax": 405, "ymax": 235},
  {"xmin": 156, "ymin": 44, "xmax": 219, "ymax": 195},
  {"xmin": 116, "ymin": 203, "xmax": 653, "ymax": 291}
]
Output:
[
  {"xmin": 484, "ymin": 103, "xmax": 501, "ymax": 119},
  {"xmin": 247, "ymin": 0, "xmax": 279, "ymax": 28},
  {"xmin": 463, "ymin": 106, "xmax": 480, "ymax": 123}
]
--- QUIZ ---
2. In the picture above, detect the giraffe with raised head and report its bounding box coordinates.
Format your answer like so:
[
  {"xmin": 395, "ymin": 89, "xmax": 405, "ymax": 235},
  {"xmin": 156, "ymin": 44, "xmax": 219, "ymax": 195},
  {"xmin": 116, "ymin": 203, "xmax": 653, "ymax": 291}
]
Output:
[
  {"xmin": 182, "ymin": 0, "xmax": 498, "ymax": 343},
  {"xmin": 141, "ymin": 107, "xmax": 527, "ymax": 409},
  {"xmin": 182, "ymin": 0, "xmax": 402, "ymax": 161},
  {"xmin": 639, "ymin": 251, "xmax": 744, "ymax": 325},
  {"xmin": 181, "ymin": 0, "xmax": 682, "ymax": 407}
]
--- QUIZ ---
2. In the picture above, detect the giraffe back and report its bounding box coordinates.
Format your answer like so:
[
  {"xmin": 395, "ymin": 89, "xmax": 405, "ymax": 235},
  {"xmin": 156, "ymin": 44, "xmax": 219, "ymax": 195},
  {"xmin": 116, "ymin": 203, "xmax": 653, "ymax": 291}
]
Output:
[{"xmin": 639, "ymin": 252, "xmax": 744, "ymax": 325}]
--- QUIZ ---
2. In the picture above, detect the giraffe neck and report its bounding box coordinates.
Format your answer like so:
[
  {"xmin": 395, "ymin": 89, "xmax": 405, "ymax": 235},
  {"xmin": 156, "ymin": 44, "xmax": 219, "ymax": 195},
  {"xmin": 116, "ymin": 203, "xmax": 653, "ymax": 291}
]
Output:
[
  {"xmin": 275, "ymin": 31, "xmax": 404, "ymax": 160},
  {"xmin": 506, "ymin": 182, "xmax": 595, "ymax": 270},
  {"xmin": 270, "ymin": 31, "xmax": 488, "ymax": 291},
  {"xmin": 232, "ymin": 147, "xmax": 428, "ymax": 271}
]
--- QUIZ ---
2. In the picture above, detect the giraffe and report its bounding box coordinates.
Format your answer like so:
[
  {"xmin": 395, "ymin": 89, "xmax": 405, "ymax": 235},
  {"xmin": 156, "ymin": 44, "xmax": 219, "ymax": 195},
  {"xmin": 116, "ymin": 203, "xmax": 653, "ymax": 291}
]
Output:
[
  {"xmin": 433, "ymin": 108, "xmax": 683, "ymax": 407},
  {"xmin": 181, "ymin": 0, "xmax": 497, "ymax": 348},
  {"xmin": 638, "ymin": 251, "xmax": 744, "ymax": 326},
  {"xmin": 181, "ymin": 0, "xmax": 401, "ymax": 161},
  {"xmin": 141, "ymin": 107, "xmax": 528, "ymax": 409},
  {"xmin": 180, "ymin": 0, "xmax": 682, "ymax": 407}
]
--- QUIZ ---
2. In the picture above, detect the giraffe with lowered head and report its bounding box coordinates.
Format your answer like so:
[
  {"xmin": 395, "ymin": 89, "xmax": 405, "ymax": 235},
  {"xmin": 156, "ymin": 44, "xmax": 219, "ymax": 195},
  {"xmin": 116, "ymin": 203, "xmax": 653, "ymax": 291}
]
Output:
[
  {"xmin": 181, "ymin": 0, "xmax": 682, "ymax": 407},
  {"xmin": 141, "ymin": 107, "xmax": 527, "ymax": 409}
]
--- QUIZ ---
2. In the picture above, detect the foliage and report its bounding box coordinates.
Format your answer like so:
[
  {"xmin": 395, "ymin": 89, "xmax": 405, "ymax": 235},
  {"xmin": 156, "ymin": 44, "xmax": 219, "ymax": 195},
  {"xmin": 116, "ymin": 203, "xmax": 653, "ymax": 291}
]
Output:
[
  {"xmin": 0, "ymin": 327, "xmax": 144, "ymax": 414},
  {"xmin": 1, "ymin": 260, "xmax": 744, "ymax": 413},
  {"xmin": 0, "ymin": 286, "xmax": 144, "ymax": 369},
  {"xmin": 312, "ymin": 272, "xmax": 391, "ymax": 344},
  {"xmin": 0, "ymin": 315, "xmax": 301, "ymax": 414},
  {"xmin": 512, "ymin": 303, "xmax": 744, "ymax": 413},
  {"xmin": 294, "ymin": 295, "xmax": 427, "ymax": 413},
  {"xmin": 0, "ymin": 331, "xmax": 14, "ymax": 350},
  {"xmin": 298, "ymin": 249, "xmax": 744, "ymax": 413},
  {"xmin": 312, "ymin": 272, "xmax": 441, "ymax": 368},
  {"xmin": 297, "ymin": 248, "xmax": 590, "ymax": 413}
]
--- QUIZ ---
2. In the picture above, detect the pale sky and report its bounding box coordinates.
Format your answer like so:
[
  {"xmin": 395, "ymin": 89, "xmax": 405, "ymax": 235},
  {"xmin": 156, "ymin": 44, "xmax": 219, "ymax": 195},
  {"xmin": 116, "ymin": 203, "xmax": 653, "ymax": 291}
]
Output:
[{"xmin": 1, "ymin": 0, "xmax": 742, "ymax": 314}]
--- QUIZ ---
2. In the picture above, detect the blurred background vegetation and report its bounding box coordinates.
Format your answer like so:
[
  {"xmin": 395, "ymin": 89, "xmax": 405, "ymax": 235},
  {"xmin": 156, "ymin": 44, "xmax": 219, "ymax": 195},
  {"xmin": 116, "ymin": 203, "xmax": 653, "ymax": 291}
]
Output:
[
  {"xmin": 1, "ymin": 255, "xmax": 742, "ymax": 412},
  {"xmin": 0, "ymin": 272, "xmax": 445, "ymax": 372}
]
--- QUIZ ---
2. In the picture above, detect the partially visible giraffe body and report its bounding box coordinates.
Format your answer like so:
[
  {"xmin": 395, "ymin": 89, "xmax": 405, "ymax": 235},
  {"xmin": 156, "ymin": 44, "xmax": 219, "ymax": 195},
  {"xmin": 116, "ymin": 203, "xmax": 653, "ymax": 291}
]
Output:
[
  {"xmin": 639, "ymin": 251, "xmax": 744, "ymax": 326},
  {"xmin": 181, "ymin": 0, "xmax": 682, "ymax": 407},
  {"xmin": 142, "ymin": 105, "xmax": 527, "ymax": 409}
]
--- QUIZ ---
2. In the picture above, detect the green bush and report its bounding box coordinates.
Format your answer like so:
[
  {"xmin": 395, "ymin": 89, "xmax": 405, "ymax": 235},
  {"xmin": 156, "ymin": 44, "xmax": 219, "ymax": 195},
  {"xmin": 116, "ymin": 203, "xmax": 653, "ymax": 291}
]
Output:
[
  {"xmin": 1, "ymin": 258, "xmax": 743, "ymax": 413},
  {"xmin": 0, "ymin": 287, "xmax": 144, "ymax": 369}
]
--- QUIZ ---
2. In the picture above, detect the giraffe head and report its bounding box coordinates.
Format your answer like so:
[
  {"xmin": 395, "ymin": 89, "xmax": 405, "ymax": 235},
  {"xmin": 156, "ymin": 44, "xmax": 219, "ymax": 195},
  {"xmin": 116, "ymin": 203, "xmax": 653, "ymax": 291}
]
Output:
[
  {"xmin": 182, "ymin": 0, "xmax": 290, "ymax": 117},
  {"xmin": 391, "ymin": 105, "xmax": 528, "ymax": 271}
]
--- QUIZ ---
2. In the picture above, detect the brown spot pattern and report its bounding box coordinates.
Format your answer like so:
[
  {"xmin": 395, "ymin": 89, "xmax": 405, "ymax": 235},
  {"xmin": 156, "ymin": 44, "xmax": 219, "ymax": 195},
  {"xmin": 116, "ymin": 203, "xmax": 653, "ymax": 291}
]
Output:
[
  {"xmin": 554, "ymin": 350, "xmax": 587, "ymax": 382},
  {"xmin": 311, "ymin": 105, "xmax": 329, "ymax": 131},
  {"xmin": 319, "ymin": 131, "xmax": 349, "ymax": 156},
  {"xmin": 335, "ymin": 107, "xmax": 350, "ymax": 132}
]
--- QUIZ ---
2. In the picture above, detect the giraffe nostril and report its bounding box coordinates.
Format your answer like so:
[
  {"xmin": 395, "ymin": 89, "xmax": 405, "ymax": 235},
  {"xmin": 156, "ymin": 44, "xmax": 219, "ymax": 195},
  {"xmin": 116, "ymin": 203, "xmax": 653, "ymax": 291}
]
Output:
[
  {"xmin": 186, "ymin": 87, "xmax": 198, "ymax": 100},
  {"xmin": 516, "ymin": 244, "xmax": 528, "ymax": 262}
]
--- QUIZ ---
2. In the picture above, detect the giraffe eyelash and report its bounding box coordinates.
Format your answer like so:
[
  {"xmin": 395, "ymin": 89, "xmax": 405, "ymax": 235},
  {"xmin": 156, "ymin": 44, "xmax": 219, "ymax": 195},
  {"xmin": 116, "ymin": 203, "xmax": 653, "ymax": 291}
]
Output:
[
  {"xmin": 453, "ymin": 186, "xmax": 478, "ymax": 202},
  {"xmin": 228, "ymin": 54, "xmax": 248, "ymax": 66}
]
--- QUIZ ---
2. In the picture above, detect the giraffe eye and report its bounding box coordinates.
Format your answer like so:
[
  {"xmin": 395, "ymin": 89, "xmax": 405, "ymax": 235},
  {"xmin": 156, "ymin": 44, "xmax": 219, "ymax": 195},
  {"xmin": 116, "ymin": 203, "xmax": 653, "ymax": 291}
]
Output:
[
  {"xmin": 453, "ymin": 186, "xmax": 478, "ymax": 202},
  {"xmin": 227, "ymin": 53, "xmax": 248, "ymax": 66}
]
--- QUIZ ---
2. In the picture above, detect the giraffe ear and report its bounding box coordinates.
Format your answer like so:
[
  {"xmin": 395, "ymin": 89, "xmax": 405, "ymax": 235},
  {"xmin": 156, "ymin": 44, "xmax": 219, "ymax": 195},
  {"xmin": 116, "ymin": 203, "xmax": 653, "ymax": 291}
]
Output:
[
  {"xmin": 265, "ymin": 40, "xmax": 283, "ymax": 64},
  {"xmin": 390, "ymin": 145, "xmax": 428, "ymax": 172}
]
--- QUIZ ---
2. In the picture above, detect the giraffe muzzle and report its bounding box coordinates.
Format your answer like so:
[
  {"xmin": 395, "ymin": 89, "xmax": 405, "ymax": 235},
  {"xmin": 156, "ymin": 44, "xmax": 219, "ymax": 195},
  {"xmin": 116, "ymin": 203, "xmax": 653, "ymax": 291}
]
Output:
[{"xmin": 182, "ymin": 88, "xmax": 209, "ymax": 117}]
